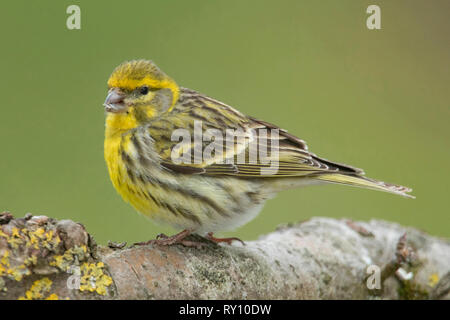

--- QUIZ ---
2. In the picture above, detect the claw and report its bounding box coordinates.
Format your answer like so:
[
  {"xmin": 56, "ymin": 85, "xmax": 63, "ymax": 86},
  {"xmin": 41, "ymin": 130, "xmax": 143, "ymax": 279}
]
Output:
[
  {"xmin": 206, "ymin": 232, "xmax": 245, "ymax": 246},
  {"xmin": 156, "ymin": 233, "xmax": 168, "ymax": 240},
  {"xmin": 133, "ymin": 229, "xmax": 206, "ymax": 248}
]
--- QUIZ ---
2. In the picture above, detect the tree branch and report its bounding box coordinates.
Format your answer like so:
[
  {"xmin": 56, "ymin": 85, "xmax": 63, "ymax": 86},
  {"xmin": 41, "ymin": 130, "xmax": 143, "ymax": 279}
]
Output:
[{"xmin": 0, "ymin": 212, "xmax": 448, "ymax": 300}]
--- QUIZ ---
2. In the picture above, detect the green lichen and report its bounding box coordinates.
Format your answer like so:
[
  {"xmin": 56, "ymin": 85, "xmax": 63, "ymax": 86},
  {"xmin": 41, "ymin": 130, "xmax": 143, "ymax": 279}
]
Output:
[
  {"xmin": 196, "ymin": 265, "xmax": 226, "ymax": 286},
  {"xmin": 321, "ymin": 272, "xmax": 332, "ymax": 285},
  {"xmin": 397, "ymin": 281, "xmax": 429, "ymax": 300},
  {"xmin": 49, "ymin": 245, "xmax": 88, "ymax": 272}
]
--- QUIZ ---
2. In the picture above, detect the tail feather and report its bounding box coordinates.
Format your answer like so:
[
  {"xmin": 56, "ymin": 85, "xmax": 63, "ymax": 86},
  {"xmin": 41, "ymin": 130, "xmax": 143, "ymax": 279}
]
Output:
[{"xmin": 314, "ymin": 173, "xmax": 415, "ymax": 199}]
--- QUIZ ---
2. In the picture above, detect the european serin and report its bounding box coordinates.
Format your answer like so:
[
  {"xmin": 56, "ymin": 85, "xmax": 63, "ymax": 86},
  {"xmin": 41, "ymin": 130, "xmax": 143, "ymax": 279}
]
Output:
[{"xmin": 103, "ymin": 59, "xmax": 413, "ymax": 246}]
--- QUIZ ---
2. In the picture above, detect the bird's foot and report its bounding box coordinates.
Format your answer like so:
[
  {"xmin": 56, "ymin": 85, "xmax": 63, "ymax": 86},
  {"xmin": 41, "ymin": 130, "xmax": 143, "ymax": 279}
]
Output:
[
  {"xmin": 206, "ymin": 232, "xmax": 245, "ymax": 245},
  {"xmin": 134, "ymin": 229, "xmax": 206, "ymax": 248}
]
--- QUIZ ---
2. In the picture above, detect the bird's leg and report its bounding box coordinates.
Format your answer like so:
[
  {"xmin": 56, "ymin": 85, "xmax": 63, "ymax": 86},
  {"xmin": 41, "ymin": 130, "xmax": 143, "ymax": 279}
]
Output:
[
  {"xmin": 134, "ymin": 229, "xmax": 206, "ymax": 248},
  {"xmin": 206, "ymin": 232, "xmax": 245, "ymax": 245}
]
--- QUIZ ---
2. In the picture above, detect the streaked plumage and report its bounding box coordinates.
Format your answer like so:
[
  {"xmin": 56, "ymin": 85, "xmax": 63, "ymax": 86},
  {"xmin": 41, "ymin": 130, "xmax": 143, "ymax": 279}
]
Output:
[{"xmin": 104, "ymin": 60, "xmax": 413, "ymax": 241}]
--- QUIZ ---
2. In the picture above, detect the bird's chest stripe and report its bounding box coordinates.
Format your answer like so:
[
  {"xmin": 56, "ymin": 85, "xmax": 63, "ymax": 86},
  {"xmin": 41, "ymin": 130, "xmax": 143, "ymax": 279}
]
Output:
[{"xmin": 105, "ymin": 129, "xmax": 232, "ymax": 223}]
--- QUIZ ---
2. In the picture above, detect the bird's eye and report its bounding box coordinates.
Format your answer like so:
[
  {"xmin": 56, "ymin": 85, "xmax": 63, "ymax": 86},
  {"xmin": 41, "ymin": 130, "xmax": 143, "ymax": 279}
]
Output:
[{"xmin": 139, "ymin": 86, "xmax": 149, "ymax": 95}]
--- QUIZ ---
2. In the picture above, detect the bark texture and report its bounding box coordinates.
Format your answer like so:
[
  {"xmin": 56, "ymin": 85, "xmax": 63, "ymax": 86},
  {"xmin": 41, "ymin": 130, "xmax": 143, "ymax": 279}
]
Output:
[{"xmin": 0, "ymin": 211, "xmax": 448, "ymax": 300}]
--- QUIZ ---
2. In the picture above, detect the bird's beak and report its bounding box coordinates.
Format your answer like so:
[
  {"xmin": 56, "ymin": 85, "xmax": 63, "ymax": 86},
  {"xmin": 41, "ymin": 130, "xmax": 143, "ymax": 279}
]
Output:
[{"xmin": 104, "ymin": 88, "xmax": 127, "ymax": 113}]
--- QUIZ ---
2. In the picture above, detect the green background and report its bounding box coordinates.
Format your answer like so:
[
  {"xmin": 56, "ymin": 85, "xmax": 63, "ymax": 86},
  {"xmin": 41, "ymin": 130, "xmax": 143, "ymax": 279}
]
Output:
[{"xmin": 1, "ymin": 1, "xmax": 448, "ymax": 244}]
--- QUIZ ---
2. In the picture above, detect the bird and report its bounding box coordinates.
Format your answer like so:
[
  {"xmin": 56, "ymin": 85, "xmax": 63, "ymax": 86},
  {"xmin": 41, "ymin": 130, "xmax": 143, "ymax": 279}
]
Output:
[{"xmin": 103, "ymin": 59, "xmax": 413, "ymax": 247}]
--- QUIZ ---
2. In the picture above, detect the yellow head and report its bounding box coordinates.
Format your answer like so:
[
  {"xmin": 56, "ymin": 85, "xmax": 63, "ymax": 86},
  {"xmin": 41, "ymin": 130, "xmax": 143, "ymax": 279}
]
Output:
[{"xmin": 104, "ymin": 60, "xmax": 179, "ymax": 132}]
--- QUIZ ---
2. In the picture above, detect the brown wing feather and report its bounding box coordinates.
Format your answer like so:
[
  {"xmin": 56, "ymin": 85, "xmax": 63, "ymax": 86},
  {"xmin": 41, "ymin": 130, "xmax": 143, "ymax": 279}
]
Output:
[{"xmin": 155, "ymin": 88, "xmax": 363, "ymax": 178}]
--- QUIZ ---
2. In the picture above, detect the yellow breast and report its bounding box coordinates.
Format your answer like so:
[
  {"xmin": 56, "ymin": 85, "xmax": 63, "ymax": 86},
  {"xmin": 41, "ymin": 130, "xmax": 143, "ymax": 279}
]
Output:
[{"xmin": 104, "ymin": 114, "xmax": 158, "ymax": 216}]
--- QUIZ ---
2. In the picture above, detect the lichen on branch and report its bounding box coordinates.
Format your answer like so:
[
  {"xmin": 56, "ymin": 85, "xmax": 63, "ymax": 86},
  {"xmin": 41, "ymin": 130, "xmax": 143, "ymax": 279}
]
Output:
[{"xmin": 0, "ymin": 211, "xmax": 449, "ymax": 300}]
